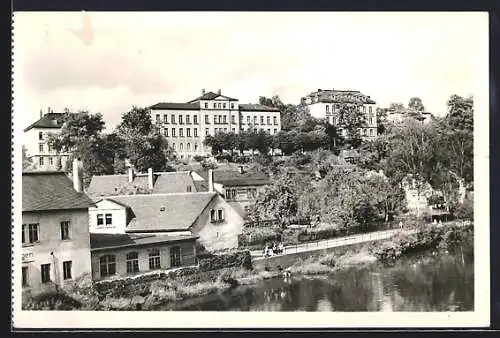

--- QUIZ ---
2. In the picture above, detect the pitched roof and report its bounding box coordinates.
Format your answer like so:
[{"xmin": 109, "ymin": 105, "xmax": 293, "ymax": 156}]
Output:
[
  {"xmin": 23, "ymin": 113, "xmax": 67, "ymax": 132},
  {"xmin": 149, "ymin": 102, "xmax": 200, "ymax": 110},
  {"xmin": 23, "ymin": 171, "xmax": 95, "ymax": 212},
  {"xmin": 86, "ymin": 174, "xmax": 152, "ymax": 200},
  {"xmin": 239, "ymin": 103, "xmax": 280, "ymax": 112},
  {"xmin": 187, "ymin": 91, "xmax": 238, "ymax": 103},
  {"xmin": 193, "ymin": 180, "xmax": 209, "ymax": 192},
  {"xmin": 152, "ymin": 171, "xmax": 197, "ymax": 194},
  {"xmin": 90, "ymin": 233, "xmax": 198, "ymax": 251},
  {"xmin": 227, "ymin": 202, "xmax": 247, "ymax": 219},
  {"xmin": 305, "ymin": 89, "xmax": 376, "ymax": 105},
  {"xmin": 196, "ymin": 168, "xmax": 271, "ymax": 187},
  {"xmin": 106, "ymin": 192, "xmax": 217, "ymax": 232}
]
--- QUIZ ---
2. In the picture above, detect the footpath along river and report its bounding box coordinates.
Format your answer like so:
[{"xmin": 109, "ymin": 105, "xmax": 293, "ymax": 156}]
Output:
[{"xmin": 154, "ymin": 249, "xmax": 474, "ymax": 311}]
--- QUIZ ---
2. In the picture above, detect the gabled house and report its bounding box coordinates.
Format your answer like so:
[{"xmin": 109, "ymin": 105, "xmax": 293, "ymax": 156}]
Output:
[
  {"xmin": 88, "ymin": 191, "xmax": 244, "ymax": 252},
  {"xmin": 22, "ymin": 162, "xmax": 94, "ymax": 295}
]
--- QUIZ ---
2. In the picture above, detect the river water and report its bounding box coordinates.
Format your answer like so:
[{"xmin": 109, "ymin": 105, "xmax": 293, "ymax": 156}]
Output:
[{"xmin": 157, "ymin": 250, "xmax": 474, "ymax": 311}]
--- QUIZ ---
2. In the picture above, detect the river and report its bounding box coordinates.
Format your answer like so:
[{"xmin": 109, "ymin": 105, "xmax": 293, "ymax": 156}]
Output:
[{"xmin": 156, "ymin": 250, "xmax": 474, "ymax": 311}]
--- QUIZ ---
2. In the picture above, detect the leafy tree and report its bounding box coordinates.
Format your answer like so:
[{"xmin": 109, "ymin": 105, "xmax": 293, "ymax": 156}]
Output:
[
  {"xmin": 408, "ymin": 97, "xmax": 425, "ymax": 112},
  {"xmin": 116, "ymin": 106, "xmax": 172, "ymax": 172},
  {"xmin": 258, "ymin": 95, "xmax": 284, "ymax": 109},
  {"xmin": 389, "ymin": 102, "xmax": 406, "ymax": 112},
  {"xmin": 376, "ymin": 108, "xmax": 389, "ymax": 135},
  {"xmin": 22, "ymin": 146, "xmax": 35, "ymax": 170},
  {"xmin": 337, "ymin": 103, "xmax": 366, "ymax": 148}
]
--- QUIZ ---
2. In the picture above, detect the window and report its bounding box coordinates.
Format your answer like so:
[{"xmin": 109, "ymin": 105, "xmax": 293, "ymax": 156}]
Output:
[
  {"xmin": 38, "ymin": 155, "xmax": 43, "ymax": 165},
  {"xmin": 223, "ymin": 115, "xmax": 227, "ymax": 124},
  {"xmin": 213, "ymin": 103, "xmax": 217, "ymax": 109},
  {"xmin": 267, "ymin": 129, "xmax": 271, "ymax": 133},
  {"xmin": 274, "ymin": 129, "xmax": 277, "ymax": 134},
  {"xmin": 205, "ymin": 128, "xmax": 209, "ymax": 136},
  {"xmin": 232, "ymin": 128, "xmax": 235, "ymax": 133},
  {"xmin": 363, "ymin": 129, "xmax": 368, "ymax": 136},
  {"xmin": 194, "ymin": 115, "xmax": 198, "ymax": 124},
  {"xmin": 370, "ymin": 129, "xmax": 374, "ymax": 136},
  {"xmin": 186, "ymin": 115, "xmax": 190, "ymax": 124},
  {"xmin": 260, "ymin": 116, "xmax": 264, "ymax": 125},
  {"xmin": 172, "ymin": 128, "xmax": 176, "ymax": 137},
  {"xmin": 231, "ymin": 115, "xmax": 235, "ymax": 124},
  {"xmin": 223, "ymin": 103, "xmax": 226, "ymax": 109},
  {"xmin": 369, "ymin": 117, "xmax": 373, "ymax": 125},
  {"xmin": 194, "ymin": 128, "xmax": 198, "ymax": 137},
  {"xmin": 246, "ymin": 116, "xmax": 250, "ymax": 124},
  {"xmin": 105, "ymin": 213, "xmax": 112, "ymax": 225},
  {"xmin": 60, "ymin": 221, "xmax": 70, "ymax": 240},
  {"xmin": 48, "ymin": 144, "xmax": 53, "ymax": 152},
  {"xmin": 187, "ymin": 143, "xmax": 191, "ymax": 151},
  {"xmin": 39, "ymin": 144, "xmax": 44, "ymax": 153},
  {"xmin": 156, "ymin": 114, "xmax": 160, "ymax": 123},
  {"xmin": 23, "ymin": 223, "xmax": 39, "ymax": 244},
  {"xmin": 273, "ymin": 116, "xmax": 277, "ymax": 125},
  {"xmin": 204, "ymin": 103, "xmax": 208, "ymax": 109},
  {"xmin": 172, "ymin": 143, "xmax": 176, "ymax": 150},
  {"xmin": 179, "ymin": 128, "xmax": 184, "ymax": 137},
  {"xmin": 186, "ymin": 128, "xmax": 191, "ymax": 137},
  {"xmin": 164, "ymin": 128, "xmax": 169, "ymax": 137},
  {"xmin": 218, "ymin": 209, "xmax": 224, "ymax": 221},
  {"xmin": 223, "ymin": 128, "xmax": 227, "ymax": 133},
  {"xmin": 179, "ymin": 115, "xmax": 183, "ymax": 124},
  {"xmin": 170, "ymin": 246, "xmax": 181, "ymax": 268},
  {"xmin": 39, "ymin": 132, "xmax": 43, "ymax": 140},
  {"xmin": 149, "ymin": 249, "xmax": 161, "ymax": 269},
  {"xmin": 210, "ymin": 209, "xmax": 225, "ymax": 222},
  {"xmin": 97, "ymin": 214, "xmax": 104, "ymax": 226},
  {"xmin": 214, "ymin": 128, "xmax": 218, "ymax": 134},
  {"xmin": 231, "ymin": 103, "xmax": 234, "ymax": 109},
  {"xmin": 41, "ymin": 264, "xmax": 51, "ymax": 283},
  {"xmin": 326, "ymin": 105, "xmax": 330, "ymax": 112},
  {"xmin": 369, "ymin": 106, "xmax": 373, "ymax": 113},
  {"xmin": 126, "ymin": 252, "xmax": 139, "ymax": 273},
  {"xmin": 63, "ymin": 261, "xmax": 72, "ymax": 280},
  {"xmin": 218, "ymin": 103, "xmax": 221, "ymax": 109},
  {"xmin": 49, "ymin": 157, "xmax": 53, "ymax": 166},
  {"xmin": 163, "ymin": 114, "xmax": 168, "ymax": 124},
  {"xmin": 363, "ymin": 106, "xmax": 366, "ymax": 113},
  {"xmin": 22, "ymin": 267, "xmax": 28, "ymax": 287},
  {"xmin": 179, "ymin": 143, "xmax": 183, "ymax": 151},
  {"xmin": 205, "ymin": 115, "xmax": 209, "ymax": 124},
  {"xmin": 100, "ymin": 255, "xmax": 116, "ymax": 277},
  {"xmin": 194, "ymin": 143, "xmax": 199, "ymax": 151},
  {"xmin": 267, "ymin": 116, "xmax": 271, "ymax": 125},
  {"xmin": 171, "ymin": 114, "xmax": 176, "ymax": 124},
  {"xmin": 187, "ymin": 185, "xmax": 192, "ymax": 192}
]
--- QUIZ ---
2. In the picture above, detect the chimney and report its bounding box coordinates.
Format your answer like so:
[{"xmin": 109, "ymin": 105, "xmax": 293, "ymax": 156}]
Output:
[
  {"xmin": 72, "ymin": 158, "xmax": 82, "ymax": 192},
  {"xmin": 217, "ymin": 89, "xmax": 221, "ymax": 95},
  {"xmin": 201, "ymin": 89, "xmax": 205, "ymax": 95},
  {"xmin": 208, "ymin": 169, "xmax": 214, "ymax": 192},
  {"xmin": 238, "ymin": 165, "xmax": 244, "ymax": 174},
  {"xmin": 128, "ymin": 167, "xmax": 135, "ymax": 183},
  {"xmin": 148, "ymin": 168, "xmax": 154, "ymax": 189}
]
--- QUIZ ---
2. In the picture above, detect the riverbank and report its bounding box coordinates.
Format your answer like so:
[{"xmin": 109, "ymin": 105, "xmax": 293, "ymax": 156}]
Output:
[{"xmin": 23, "ymin": 221, "xmax": 473, "ymax": 311}]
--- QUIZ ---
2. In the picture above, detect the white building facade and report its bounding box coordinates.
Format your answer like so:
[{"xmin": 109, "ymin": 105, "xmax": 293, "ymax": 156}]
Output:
[
  {"xmin": 23, "ymin": 110, "xmax": 71, "ymax": 171},
  {"xmin": 301, "ymin": 89, "xmax": 378, "ymax": 139},
  {"xmin": 150, "ymin": 89, "xmax": 281, "ymax": 159}
]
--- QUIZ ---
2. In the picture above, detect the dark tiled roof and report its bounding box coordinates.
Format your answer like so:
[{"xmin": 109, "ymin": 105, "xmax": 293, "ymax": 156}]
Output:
[
  {"xmin": 87, "ymin": 174, "xmax": 152, "ymax": 200},
  {"xmin": 239, "ymin": 104, "xmax": 280, "ymax": 112},
  {"xmin": 196, "ymin": 169, "xmax": 271, "ymax": 187},
  {"xmin": 106, "ymin": 192, "xmax": 217, "ymax": 232},
  {"xmin": 187, "ymin": 91, "xmax": 238, "ymax": 103},
  {"xmin": 306, "ymin": 89, "xmax": 376, "ymax": 105},
  {"xmin": 193, "ymin": 181, "xmax": 209, "ymax": 192},
  {"xmin": 24, "ymin": 113, "xmax": 67, "ymax": 132},
  {"xmin": 152, "ymin": 172, "xmax": 197, "ymax": 194},
  {"xmin": 90, "ymin": 233, "xmax": 197, "ymax": 251},
  {"xmin": 23, "ymin": 171, "xmax": 95, "ymax": 212},
  {"xmin": 149, "ymin": 102, "xmax": 200, "ymax": 110}
]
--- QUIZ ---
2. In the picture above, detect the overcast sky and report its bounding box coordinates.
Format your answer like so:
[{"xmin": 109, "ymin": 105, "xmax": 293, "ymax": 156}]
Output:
[{"xmin": 13, "ymin": 12, "xmax": 487, "ymax": 131}]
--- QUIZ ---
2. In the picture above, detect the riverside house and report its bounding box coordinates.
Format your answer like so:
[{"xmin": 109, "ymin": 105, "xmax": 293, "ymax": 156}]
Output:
[{"xmin": 22, "ymin": 164, "xmax": 94, "ymax": 295}]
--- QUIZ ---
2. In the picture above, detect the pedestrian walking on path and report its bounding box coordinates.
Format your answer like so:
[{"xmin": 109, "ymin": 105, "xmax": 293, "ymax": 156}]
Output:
[{"xmin": 399, "ymin": 221, "xmax": 403, "ymax": 229}]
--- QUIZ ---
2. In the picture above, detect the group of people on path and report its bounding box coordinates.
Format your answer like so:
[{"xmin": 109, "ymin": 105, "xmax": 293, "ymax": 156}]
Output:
[{"xmin": 263, "ymin": 241, "xmax": 285, "ymax": 257}]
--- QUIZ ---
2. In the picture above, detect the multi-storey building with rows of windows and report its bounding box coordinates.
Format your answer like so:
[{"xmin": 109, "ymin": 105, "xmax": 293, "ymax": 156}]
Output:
[
  {"xmin": 301, "ymin": 89, "xmax": 378, "ymax": 139},
  {"xmin": 149, "ymin": 89, "xmax": 281, "ymax": 160}
]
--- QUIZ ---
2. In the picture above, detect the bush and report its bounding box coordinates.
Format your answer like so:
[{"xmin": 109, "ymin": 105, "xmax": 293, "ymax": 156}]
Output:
[
  {"xmin": 198, "ymin": 250, "xmax": 252, "ymax": 271},
  {"xmin": 193, "ymin": 155, "xmax": 207, "ymax": 163},
  {"xmin": 454, "ymin": 197, "xmax": 474, "ymax": 220},
  {"xmin": 238, "ymin": 227, "xmax": 281, "ymax": 247}
]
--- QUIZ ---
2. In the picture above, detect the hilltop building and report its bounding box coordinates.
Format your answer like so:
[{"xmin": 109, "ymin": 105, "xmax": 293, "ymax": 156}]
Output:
[
  {"xmin": 301, "ymin": 88, "xmax": 378, "ymax": 139},
  {"xmin": 149, "ymin": 89, "xmax": 281, "ymax": 159}
]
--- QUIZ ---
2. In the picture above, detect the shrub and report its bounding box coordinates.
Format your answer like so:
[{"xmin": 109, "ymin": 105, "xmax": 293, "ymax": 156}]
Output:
[{"xmin": 193, "ymin": 155, "xmax": 207, "ymax": 162}]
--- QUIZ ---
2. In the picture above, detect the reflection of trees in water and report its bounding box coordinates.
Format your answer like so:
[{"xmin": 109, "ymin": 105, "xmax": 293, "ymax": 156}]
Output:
[{"xmin": 386, "ymin": 253, "xmax": 474, "ymax": 311}]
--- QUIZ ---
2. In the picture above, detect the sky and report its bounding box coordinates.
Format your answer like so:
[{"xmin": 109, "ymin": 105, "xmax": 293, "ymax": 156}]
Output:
[{"xmin": 13, "ymin": 12, "xmax": 487, "ymax": 132}]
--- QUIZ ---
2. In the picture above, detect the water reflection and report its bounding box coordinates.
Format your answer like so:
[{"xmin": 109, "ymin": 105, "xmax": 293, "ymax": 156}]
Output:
[{"xmin": 156, "ymin": 251, "xmax": 473, "ymax": 312}]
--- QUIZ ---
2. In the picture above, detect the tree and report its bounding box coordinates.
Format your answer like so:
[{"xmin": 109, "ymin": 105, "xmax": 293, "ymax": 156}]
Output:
[
  {"xmin": 408, "ymin": 97, "xmax": 425, "ymax": 112},
  {"xmin": 22, "ymin": 146, "xmax": 35, "ymax": 170},
  {"xmin": 376, "ymin": 108, "xmax": 389, "ymax": 135},
  {"xmin": 338, "ymin": 103, "xmax": 366, "ymax": 148},
  {"xmin": 116, "ymin": 106, "xmax": 172, "ymax": 172},
  {"xmin": 258, "ymin": 95, "xmax": 284, "ymax": 109},
  {"xmin": 389, "ymin": 102, "xmax": 406, "ymax": 112}
]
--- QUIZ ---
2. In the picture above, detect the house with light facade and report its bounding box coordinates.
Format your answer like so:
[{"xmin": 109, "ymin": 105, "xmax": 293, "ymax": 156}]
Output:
[
  {"xmin": 301, "ymin": 89, "xmax": 378, "ymax": 139},
  {"xmin": 23, "ymin": 109, "xmax": 71, "ymax": 171},
  {"xmin": 21, "ymin": 163, "xmax": 94, "ymax": 296},
  {"xmin": 149, "ymin": 89, "xmax": 281, "ymax": 160}
]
